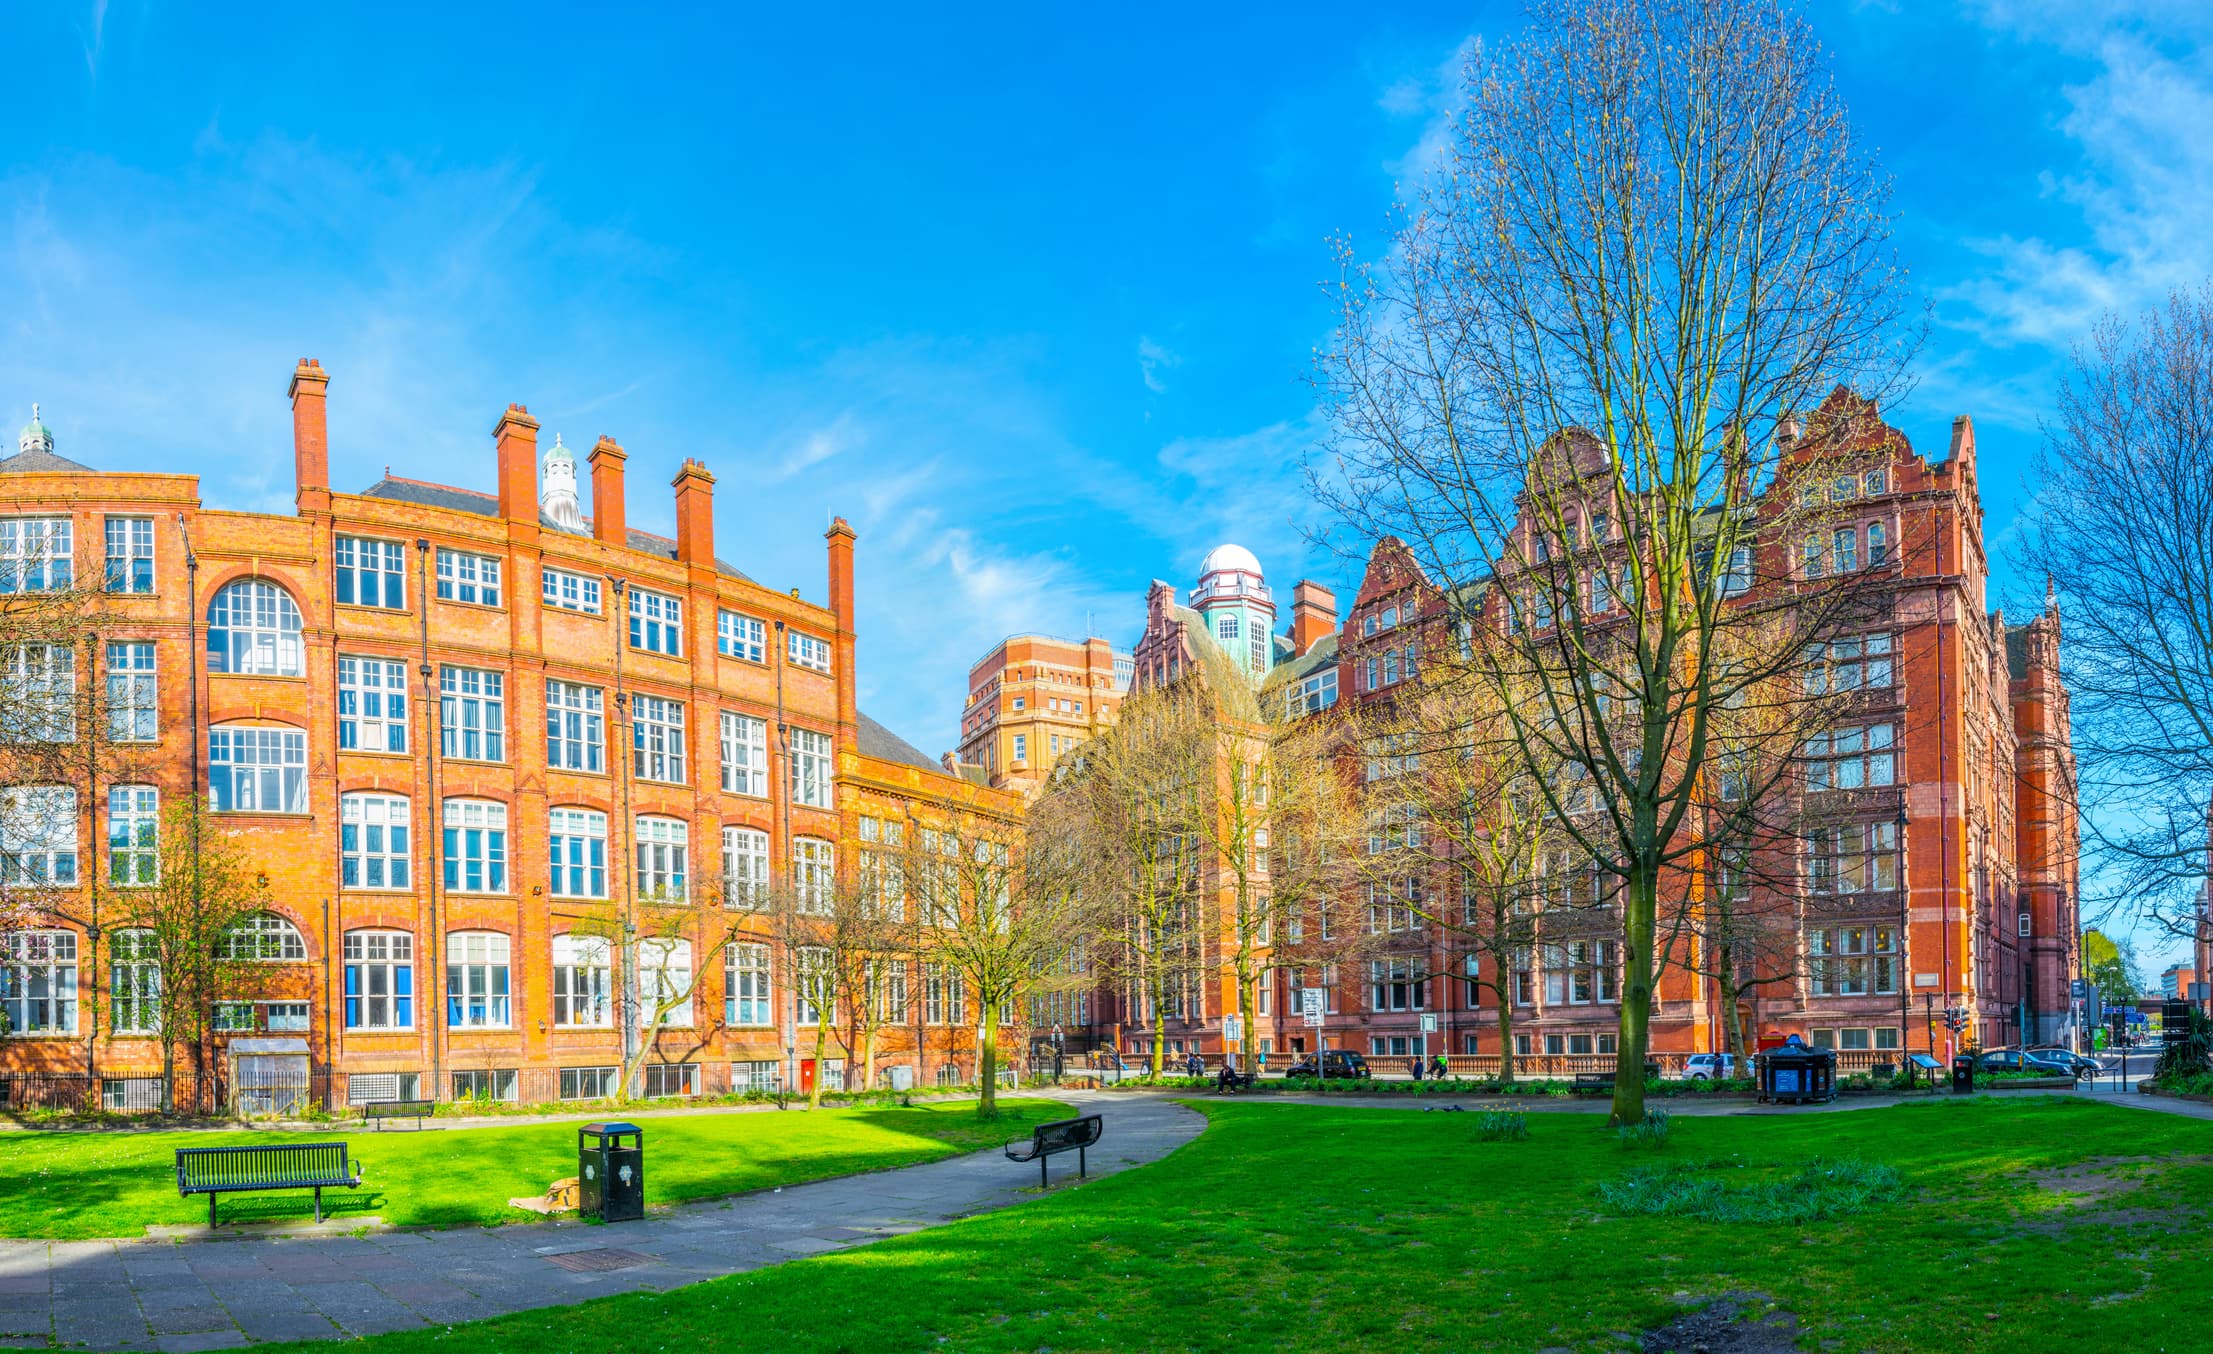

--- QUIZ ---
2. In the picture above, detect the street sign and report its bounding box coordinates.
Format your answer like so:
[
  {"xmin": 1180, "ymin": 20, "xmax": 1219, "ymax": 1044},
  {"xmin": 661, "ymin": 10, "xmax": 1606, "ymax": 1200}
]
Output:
[
  {"xmin": 1301, "ymin": 988, "xmax": 1324, "ymax": 1019},
  {"xmin": 1302, "ymin": 1013, "xmax": 1324, "ymax": 1028},
  {"xmin": 1419, "ymin": 1014, "xmax": 1438, "ymax": 1033},
  {"xmin": 2071, "ymin": 979, "xmax": 2088, "ymax": 1000},
  {"xmin": 1223, "ymin": 1014, "xmax": 1243, "ymax": 1043}
]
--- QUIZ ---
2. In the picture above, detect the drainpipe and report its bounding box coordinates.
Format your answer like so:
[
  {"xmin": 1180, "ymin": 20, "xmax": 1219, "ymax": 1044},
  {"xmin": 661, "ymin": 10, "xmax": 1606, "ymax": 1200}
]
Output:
[
  {"xmin": 178, "ymin": 516, "xmax": 203, "ymax": 1113},
  {"xmin": 417, "ymin": 540, "xmax": 441, "ymax": 1099},
  {"xmin": 84, "ymin": 630, "xmax": 102, "ymax": 1093},
  {"xmin": 611, "ymin": 579, "xmax": 638, "ymax": 1087},
  {"xmin": 774, "ymin": 619, "xmax": 793, "ymax": 1093}
]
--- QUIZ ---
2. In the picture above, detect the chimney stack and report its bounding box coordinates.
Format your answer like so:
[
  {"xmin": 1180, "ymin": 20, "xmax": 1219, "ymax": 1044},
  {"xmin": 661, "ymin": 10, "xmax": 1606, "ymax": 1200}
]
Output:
[
  {"xmin": 1290, "ymin": 580, "xmax": 1338, "ymax": 657},
  {"xmin": 288, "ymin": 359, "xmax": 330, "ymax": 504},
  {"xmin": 589, "ymin": 437, "xmax": 628, "ymax": 547},
  {"xmin": 673, "ymin": 459, "xmax": 716, "ymax": 567},
  {"xmin": 494, "ymin": 404, "xmax": 540, "ymax": 524},
  {"xmin": 825, "ymin": 517, "xmax": 859, "ymax": 739}
]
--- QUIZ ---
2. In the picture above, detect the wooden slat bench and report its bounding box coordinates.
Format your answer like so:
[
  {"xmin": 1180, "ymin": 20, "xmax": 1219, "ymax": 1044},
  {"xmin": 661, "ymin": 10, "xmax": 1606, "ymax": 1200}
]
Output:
[
  {"xmin": 175, "ymin": 1142, "xmax": 363, "ymax": 1227},
  {"xmin": 1004, "ymin": 1114, "xmax": 1103, "ymax": 1188},
  {"xmin": 363, "ymin": 1098, "xmax": 434, "ymax": 1130}
]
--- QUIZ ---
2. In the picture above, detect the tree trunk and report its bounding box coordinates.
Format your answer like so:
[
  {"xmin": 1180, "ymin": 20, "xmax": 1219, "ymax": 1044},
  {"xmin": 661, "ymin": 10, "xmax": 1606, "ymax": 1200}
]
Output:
[
  {"xmin": 860, "ymin": 1022, "xmax": 879, "ymax": 1092},
  {"xmin": 807, "ymin": 1013, "xmax": 831, "ymax": 1110},
  {"xmin": 976, "ymin": 1010, "xmax": 999, "ymax": 1119},
  {"xmin": 1150, "ymin": 996, "xmax": 1167, "ymax": 1078},
  {"xmin": 1610, "ymin": 869, "xmax": 1657, "ymax": 1127},
  {"xmin": 1496, "ymin": 983, "xmax": 1516, "ymax": 1086}
]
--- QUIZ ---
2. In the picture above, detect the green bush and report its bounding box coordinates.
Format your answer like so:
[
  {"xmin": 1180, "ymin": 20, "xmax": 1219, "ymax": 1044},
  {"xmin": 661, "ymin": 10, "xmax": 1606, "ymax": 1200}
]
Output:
[{"xmin": 1597, "ymin": 1156, "xmax": 1903, "ymax": 1223}]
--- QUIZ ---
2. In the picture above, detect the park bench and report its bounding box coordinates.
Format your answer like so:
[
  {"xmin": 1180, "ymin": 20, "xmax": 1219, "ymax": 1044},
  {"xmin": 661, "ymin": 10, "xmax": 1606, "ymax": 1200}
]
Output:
[
  {"xmin": 1570, "ymin": 1072, "xmax": 1615, "ymax": 1095},
  {"xmin": 363, "ymin": 1098, "xmax": 435, "ymax": 1130},
  {"xmin": 175, "ymin": 1142, "xmax": 363, "ymax": 1227},
  {"xmin": 1214, "ymin": 1066, "xmax": 1255, "ymax": 1094},
  {"xmin": 1004, "ymin": 1113, "xmax": 1104, "ymax": 1188}
]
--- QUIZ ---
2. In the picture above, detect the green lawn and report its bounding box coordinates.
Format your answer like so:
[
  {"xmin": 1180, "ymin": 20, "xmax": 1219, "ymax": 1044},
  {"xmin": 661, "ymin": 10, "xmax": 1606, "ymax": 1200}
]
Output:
[
  {"xmin": 268, "ymin": 1096, "xmax": 2213, "ymax": 1352},
  {"xmin": 0, "ymin": 1098, "xmax": 1068, "ymax": 1239}
]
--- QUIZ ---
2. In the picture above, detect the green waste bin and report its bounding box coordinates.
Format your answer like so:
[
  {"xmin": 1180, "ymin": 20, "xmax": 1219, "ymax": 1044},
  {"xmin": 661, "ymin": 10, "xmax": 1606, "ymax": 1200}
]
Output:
[
  {"xmin": 579, "ymin": 1121, "xmax": 644, "ymax": 1222},
  {"xmin": 1951, "ymin": 1055, "xmax": 1975, "ymax": 1094}
]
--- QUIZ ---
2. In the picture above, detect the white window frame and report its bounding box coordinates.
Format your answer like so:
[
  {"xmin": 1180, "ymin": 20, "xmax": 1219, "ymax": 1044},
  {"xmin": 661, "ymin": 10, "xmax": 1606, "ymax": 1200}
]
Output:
[
  {"xmin": 435, "ymin": 548, "xmax": 503, "ymax": 607},
  {"xmin": 632, "ymin": 694, "xmax": 687, "ymax": 783},
  {"xmin": 636, "ymin": 816, "xmax": 688, "ymax": 902},
  {"xmin": 1, "ymin": 930, "xmax": 78, "ymax": 1034},
  {"xmin": 717, "ymin": 610, "xmax": 766, "ymax": 662},
  {"xmin": 549, "ymin": 807, "xmax": 608, "ymax": 899},
  {"xmin": 726, "ymin": 943, "xmax": 772, "ymax": 1026},
  {"xmin": 788, "ymin": 630, "xmax": 831, "ymax": 671},
  {"xmin": 343, "ymin": 930, "xmax": 414, "ymax": 1030},
  {"xmin": 222, "ymin": 913, "xmax": 307, "ymax": 962},
  {"xmin": 1804, "ymin": 723, "xmax": 1897, "ymax": 791},
  {"xmin": 334, "ymin": 535, "xmax": 407, "ymax": 609},
  {"xmin": 445, "ymin": 931, "xmax": 512, "ymax": 1029},
  {"xmin": 793, "ymin": 836, "xmax": 834, "ymax": 914},
  {"xmin": 722, "ymin": 826, "xmax": 769, "ymax": 909},
  {"xmin": 0, "ymin": 517, "xmax": 73, "ymax": 594},
  {"xmin": 629, "ymin": 588, "xmax": 683, "ymax": 656},
  {"xmin": 0, "ymin": 786, "xmax": 78, "ymax": 886},
  {"xmin": 110, "ymin": 928, "xmax": 160, "ymax": 1034},
  {"xmin": 104, "ymin": 516, "xmax": 154, "ymax": 594},
  {"xmin": 105, "ymin": 641, "xmax": 157, "ymax": 742},
  {"xmin": 440, "ymin": 666, "xmax": 506, "ymax": 762},
  {"xmin": 442, "ymin": 799, "xmax": 510, "ymax": 894},
  {"xmin": 546, "ymin": 679, "xmax": 605, "ymax": 773},
  {"xmin": 207, "ymin": 579, "xmax": 304, "ymax": 677},
  {"xmin": 639, "ymin": 937, "xmax": 694, "ymax": 1027},
  {"xmin": 790, "ymin": 727, "xmax": 833, "ymax": 808},
  {"xmin": 552, "ymin": 934, "xmax": 612, "ymax": 1028},
  {"xmin": 719, "ymin": 711, "xmax": 768, "ymax": 796},
  {"xmin": 542, "ymin": 567, "xmax": 603, "ymax": 614},
  {"xmin": 340, "ymin": 792, "xmax": 412, "ymax": 891},
  {"xmin": 107, "ymin": 785, "xmax": 158, "ymax": 886},
  {"xmin": 209, "ymin": 725, "xmax": 307, "ymax": 813},
  {"xmin": 336, "ymin": 656, "xmax": 409, "ymax": 754},
  {"xmin": 6, "ymin": 643, "xmax": 76, "ymax": 742}
]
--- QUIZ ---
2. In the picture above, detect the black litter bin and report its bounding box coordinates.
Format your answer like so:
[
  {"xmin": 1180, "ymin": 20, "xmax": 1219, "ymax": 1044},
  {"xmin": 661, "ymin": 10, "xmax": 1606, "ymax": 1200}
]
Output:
[
  {"xmin": 1951, "ymin": 1054, "xmax": 1975, "ymax": 1094},
  {"xmin": 579, "ymin": 1121, "xmax": 644, "ymax": 1222},
  {"xmin": 1754, "ymin": 1035, "xmax": 1836, "ymax": 1104}
]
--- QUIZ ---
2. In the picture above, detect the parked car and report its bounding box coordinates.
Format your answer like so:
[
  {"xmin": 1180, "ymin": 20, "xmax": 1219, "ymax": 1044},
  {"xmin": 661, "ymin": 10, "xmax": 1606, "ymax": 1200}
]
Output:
[
  {"xmin": 1974, "ymin": 1048, "xmax": 2078, "ymax": 1077},
  {"xmin": 1682, "ymin": 1053, "xmax": 1742, "ymax": 1080},
  {"xmin": 2025, "ymin": 1046, "xmax": 2100, "ymax": 1079},
  {"xmin": 1283, "ymin": 1050, "xmax": 1372, "ymax": 1080}
]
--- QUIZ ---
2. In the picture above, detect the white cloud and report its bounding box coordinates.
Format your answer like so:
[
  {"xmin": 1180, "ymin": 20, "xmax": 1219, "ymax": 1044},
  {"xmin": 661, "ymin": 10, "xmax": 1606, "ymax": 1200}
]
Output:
[
  {"xmin": 1941, "ymin": 6, "xmax": 2213, "ymax": 345},
  {"xmin": 1137, "ymin": 336, "xmax": 1178, "ymax": 393},
  {"xmin": 775, "ymin": 411, "xmax": 862, "ymax": 479},
  {"xmin": 1381, "ymin": 36, "xmax": 1480, "ymax": 191}
]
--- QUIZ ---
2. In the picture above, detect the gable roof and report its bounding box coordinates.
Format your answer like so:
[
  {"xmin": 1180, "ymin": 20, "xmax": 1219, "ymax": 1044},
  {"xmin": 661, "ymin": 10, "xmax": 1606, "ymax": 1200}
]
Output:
[
  {"xmin": 0, "ymin": 446, "xmax": 94, "ymax": 475},
  {"xmin": 857, "ymin": 711, "xmax": 938, "ymax": 772},
  {"xmin": 359, "ymin": 476, "xmax": 755, "ymax": 584}
]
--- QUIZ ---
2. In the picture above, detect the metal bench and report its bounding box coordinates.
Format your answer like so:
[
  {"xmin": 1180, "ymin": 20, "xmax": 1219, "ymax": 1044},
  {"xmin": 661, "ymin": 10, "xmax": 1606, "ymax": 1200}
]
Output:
[
  {"xmin": 363, "ymin": 1098, "xmax": 435, "ymax": 1130},
  {"xmin": 1003, "ymin": 1114, "xmax": 1103, "ymax": 1187},
  {"xmin": 175, "ymin": 1142, "xmax": 363, "ymax": 1227},
  {"xmin": 1571, "ymin": 1072, "xmax": 1615, "ymax": 1094}
]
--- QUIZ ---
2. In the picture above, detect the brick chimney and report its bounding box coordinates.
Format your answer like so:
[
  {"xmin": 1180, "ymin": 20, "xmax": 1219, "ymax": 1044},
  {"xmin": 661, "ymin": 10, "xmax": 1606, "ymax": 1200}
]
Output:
[
  {"xmin": 589, "ymin": 436, "xmax": 627, "ymax": 547},
  {"xmin": 288, "ymin": 359, "xmax": 330, "ymax": 506},
  {"xmin": 1290, "ymin": 580, "xmax": 1338, "ymax": 657},
  {"xmin": 825, "ymin": 517, "xmax": 859, "ymax": 738},
  {"xmin": 673, "ymin": 458, "xmax": 715, "ymax": 566},
  {"xmin": 493, "ymin": 404, "xmax": 540, "ymax": 524}
]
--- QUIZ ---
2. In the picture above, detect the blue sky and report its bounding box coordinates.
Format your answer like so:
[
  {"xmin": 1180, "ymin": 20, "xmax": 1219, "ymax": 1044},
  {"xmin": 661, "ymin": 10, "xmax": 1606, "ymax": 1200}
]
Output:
[{"xmin": 7, "ymin": 2, "xmax": 2209, "ymax": 958}]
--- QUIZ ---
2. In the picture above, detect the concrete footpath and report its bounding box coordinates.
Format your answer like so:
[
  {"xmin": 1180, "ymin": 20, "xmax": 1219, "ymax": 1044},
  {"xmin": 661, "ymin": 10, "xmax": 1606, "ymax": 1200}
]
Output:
[{"xmin": 0, "ymin": 1092, "xmax": 1201, "ymax": 1352}]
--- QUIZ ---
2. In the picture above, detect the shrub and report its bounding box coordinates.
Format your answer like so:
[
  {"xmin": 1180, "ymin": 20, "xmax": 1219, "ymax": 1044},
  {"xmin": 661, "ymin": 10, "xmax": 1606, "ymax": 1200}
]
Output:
[
  {"xmin": 1614, "ymin": 1108, "xmax": 1671, "ymax": 1149},
  {"xmin": 1597, "ymin": 1156, "xmax": 1903, "ymax": 1223},
  {"xmin": 1472, "ymin": 1110, "xmax": 1529, "ymax": 1142}
]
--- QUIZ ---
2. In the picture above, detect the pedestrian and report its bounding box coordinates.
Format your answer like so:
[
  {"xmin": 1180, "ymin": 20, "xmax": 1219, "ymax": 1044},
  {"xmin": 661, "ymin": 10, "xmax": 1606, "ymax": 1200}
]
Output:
[
  {"xmin": 1186, "ymin": 1050, "xmax": 1204, "ymax": 1078},
  {"xmin": 1408, "ymin": 1055, "xmax": 1423, "ymax": 1081},
  {"xmin": 1431, "ymin": 1053, "xmax": 1448, "ymax": 1081}
]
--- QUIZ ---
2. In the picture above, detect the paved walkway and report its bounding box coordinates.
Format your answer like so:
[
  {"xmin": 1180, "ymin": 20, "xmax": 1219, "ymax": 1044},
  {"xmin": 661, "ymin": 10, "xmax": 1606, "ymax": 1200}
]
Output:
[{"xmin": 0, "ymin": 1093, "xmax": 1201, "ymax": 1352}]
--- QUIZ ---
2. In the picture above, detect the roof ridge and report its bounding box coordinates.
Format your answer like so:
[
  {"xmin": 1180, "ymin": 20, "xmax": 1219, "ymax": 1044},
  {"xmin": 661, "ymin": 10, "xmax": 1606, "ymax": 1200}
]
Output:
[{"xmin": 375, "ymin": 473, "xmax": 494, "ymax": 500}]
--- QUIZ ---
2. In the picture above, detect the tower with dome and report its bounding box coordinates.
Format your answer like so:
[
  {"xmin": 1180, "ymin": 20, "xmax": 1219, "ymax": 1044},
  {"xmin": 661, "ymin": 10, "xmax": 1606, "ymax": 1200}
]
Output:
[{"xmin": 1130, "ymin": 543, "xmax": 1340, "ymax": 694}]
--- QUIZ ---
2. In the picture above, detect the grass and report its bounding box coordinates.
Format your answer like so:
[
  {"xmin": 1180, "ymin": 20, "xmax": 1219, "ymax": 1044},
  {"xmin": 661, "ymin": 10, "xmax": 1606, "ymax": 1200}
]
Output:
[
  {"xmin": 258, "ymin": 1095, "xmax": 2213, "ymax": 1353},
  {"xmin": 1596, "ymin": 1156, "xmax": 1903, "ymax": 1222},
  {"xmin": 0, "ymin": 1098, "xmax": 1068, "ymax": 1239}
]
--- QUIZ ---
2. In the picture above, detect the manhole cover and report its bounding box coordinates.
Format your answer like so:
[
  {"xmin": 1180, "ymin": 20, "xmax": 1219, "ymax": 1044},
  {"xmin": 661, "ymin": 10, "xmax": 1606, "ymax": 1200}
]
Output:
[{"xmin": 544, "ymin": 1247, "xmax": 658, "ymax": 1273}]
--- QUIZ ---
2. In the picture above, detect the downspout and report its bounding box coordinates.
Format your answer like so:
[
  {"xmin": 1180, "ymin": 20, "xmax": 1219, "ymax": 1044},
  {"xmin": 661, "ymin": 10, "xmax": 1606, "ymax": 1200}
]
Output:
[
  {"xmin": 178, "ymin": 515, "xmax": 203, "ymax": 1112},
  {"xmin": 774, "ymin": 619, "xmax": 792, "ymax": 1093},
  {"xmin": 417, "ymin": 539, "xmax": 442, "ymax": 1098},
  {"xmin": 611, "ymin": 579, "xmax": 638, "ymax": 1086},
  {"xmin": 84, "ymin": 630, "xmax": 102, "ymax": 1092}
]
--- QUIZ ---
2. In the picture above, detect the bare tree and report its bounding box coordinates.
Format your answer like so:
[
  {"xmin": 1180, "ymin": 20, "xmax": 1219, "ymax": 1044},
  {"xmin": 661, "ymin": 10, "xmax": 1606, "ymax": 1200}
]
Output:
[
  {"xmin": 1034, "ymin": 680, "xmax": 1218, "ymax": 1076},
  {"xmin": 2018, "ymin": 284, "xmax": 2213, "ymax": 938},
  {"xmin": 566, "ymin": 866, "xmax": 748, "ymax": 1101},
  {"xmin": 766, "ymin": 855, "xmax": 911, "ymax": 1109},
  {"xmin": 105, "ymin": 796, "xmax": 276, "ymax": 1112},
  {"xmin": 1312, "ymin": 0, "xmax": 1912, "ymax": 1123},
  {"xmin": 904, "ymin": 811, "xmax": 1093, "ymax": 1118}
]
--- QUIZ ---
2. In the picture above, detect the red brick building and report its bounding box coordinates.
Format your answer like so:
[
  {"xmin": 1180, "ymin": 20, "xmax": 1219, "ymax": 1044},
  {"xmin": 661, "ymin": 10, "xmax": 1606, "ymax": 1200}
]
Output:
[
  {"xmin": 1101, "ymin": 403, "xmax": 2079, "ymax": 1069},
  {"xmin": 0, "ymin": 366, "xmax": 1017, "ymax": 1107}
]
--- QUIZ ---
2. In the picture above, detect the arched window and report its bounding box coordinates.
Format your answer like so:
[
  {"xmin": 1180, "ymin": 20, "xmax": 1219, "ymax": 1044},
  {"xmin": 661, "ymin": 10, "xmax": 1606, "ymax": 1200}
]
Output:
[
  {"xmin": 635, "ymin": 816, "xmax": 688, "ymax": 902},
  {"xmin": 111, "ymin": 928, "xmax": 161, "ymax": 1034},
  {"xmin": 1217, "ymin": 614, "xmax": 1239, "ymax": 642},
  {"xmin": 207, "ymin": 580, "xmax": 304, "ymax": 677},
  {"xmin": 552, "ymin": 934, "xmax": 611, "ymax": 1027},
  {"xmin": 638, "ymin": 937, "xmax": 693, "ymax": 1027},
  {"xmin": 445, "ymin": 931, "xmax": 511, "ymax": 1028},
  {"xmin": 1867, "ymin": 521, "xmax": 1889, "ymax": 567},
  {"xmin": 342, "ymin": 929, "xmax": 413, "ymax": 1029},
  {"xmin": 340, "ymin": 792, "xmax": 411, "ymax": 890},
  {"xmin": 223, "ymin": 913, "xmax": 307, "ymax": 962},
  {"xmin": 550, "ymin": 807, "xmax": 607, "ymax": 899},
  {"xmin": 442, "ymin": 799, "xmax": 509, "ymax": 894}
]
